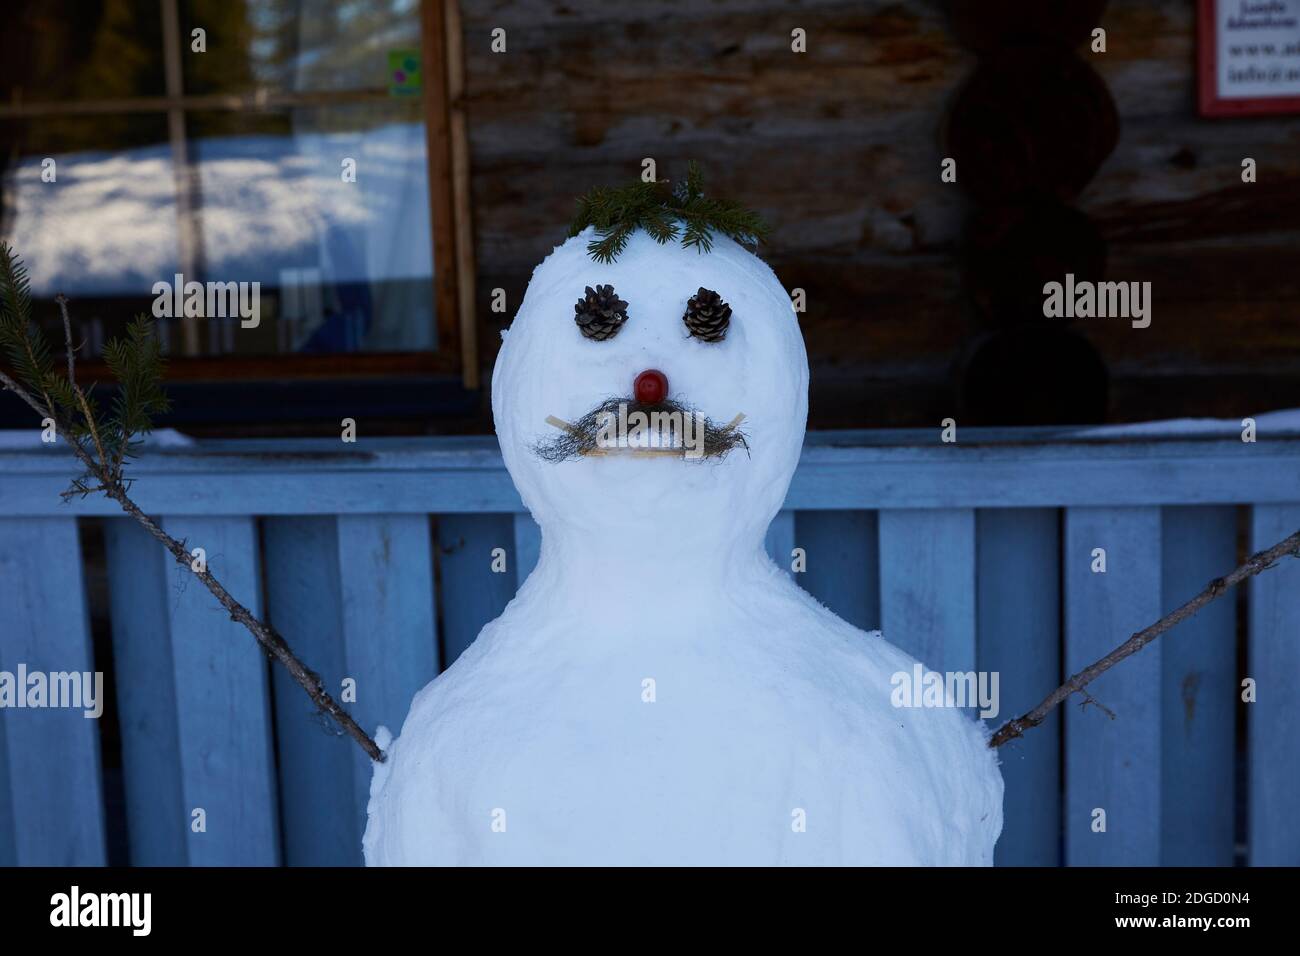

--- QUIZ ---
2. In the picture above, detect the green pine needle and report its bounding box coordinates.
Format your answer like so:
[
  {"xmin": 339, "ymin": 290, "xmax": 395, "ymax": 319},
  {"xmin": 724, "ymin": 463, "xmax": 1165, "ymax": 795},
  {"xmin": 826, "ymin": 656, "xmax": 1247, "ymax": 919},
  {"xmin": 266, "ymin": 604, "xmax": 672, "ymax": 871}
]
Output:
[
  {"xmin": 103, "ymin": 314, "xmax": 171, "ymax": 463},
  {"xmin": 0, "ymin": 243, "xmax": 170, "ymax": 477},
  {"xmin": 567, "ymin": 162, "xmax": 770, "ymax": 262}
]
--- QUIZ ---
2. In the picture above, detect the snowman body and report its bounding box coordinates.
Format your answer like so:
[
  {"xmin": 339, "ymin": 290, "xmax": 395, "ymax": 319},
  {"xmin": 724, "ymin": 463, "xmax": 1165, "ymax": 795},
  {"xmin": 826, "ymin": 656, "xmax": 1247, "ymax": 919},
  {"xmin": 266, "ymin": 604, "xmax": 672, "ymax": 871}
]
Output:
[{"xmin": 364, "ymin": 231, "xmax": 1002, "ymax": 865}]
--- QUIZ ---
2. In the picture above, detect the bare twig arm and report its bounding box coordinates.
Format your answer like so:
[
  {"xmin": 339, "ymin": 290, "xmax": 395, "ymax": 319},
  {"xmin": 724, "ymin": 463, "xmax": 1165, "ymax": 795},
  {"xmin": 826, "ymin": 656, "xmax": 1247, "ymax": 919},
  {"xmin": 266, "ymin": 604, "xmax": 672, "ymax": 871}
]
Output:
[
  {"xmin": 107, "ymin": 491, "xmax": 384, "ymax": 761},
  {"xmin": 988, "ymin": 527, "xmax": 1300, "ymax": 748},
  {"xmin": 56, "ymin": 296, "xmax": 111, "ymax": 475},
  {"xmin": 0, "ymin": 368, "xmax": 41, "ymax": 414},
  {"xmin": 1, "ymin": 365, "xmax": 385, "ymax": 761}
]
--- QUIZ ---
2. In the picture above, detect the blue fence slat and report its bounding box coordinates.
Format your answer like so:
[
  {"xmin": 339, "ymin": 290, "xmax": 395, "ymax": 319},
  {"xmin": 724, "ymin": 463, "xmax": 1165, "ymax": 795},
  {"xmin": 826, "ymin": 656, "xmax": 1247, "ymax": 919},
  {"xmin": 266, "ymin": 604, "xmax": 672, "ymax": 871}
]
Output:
[
  {"xmin": 764, "ymin": 510, "xmax": 796, "ymax": 573},
  {"xmin": 103, "ymin": 519, "xmax": 186, "ymax": 865},
  {"xmin": 336, "ymin": 514, "xmax": 438, "ymax": 855},
  {"xmin": 436, "ymin": 514, "xmax": 516, "ymax": 667},
  {"xmin": 263, "ymin": 517, "xmax": 353, "ymax": 866},
  {"xmin": 1064, "ymin": 507, "xmax": 1162, "ymax": 866},
  {"xmin": 513, "ymin": 513, "xmax": 542, "ymax": 589},
  {"xmin": 794, "ymin": 510, "xmax": 880, "ymax": 631},
  {"xmin": 0, "ymin": 517, "xmax": 107, "ymax": 865},
  {"xmin": 878, "ymin": 509, "xmax": 976, "ymax": 675},
  {"xmin": 1160, "ymin": 506, "xmax": 1237, "ymax": 865},
  {"xmin": 163, "ymin": 516, "xmax": 279, "ymax": 866},
  {"xmin": 0, "ymin": 698, "xmax": 12, "ymax": 865},
  {"xmin": 1248, "ymin": 504, "xmax": 1300, "ymax": 865},
  {"xmin": 264, "ymin": 515, "xmax": 438, "ymax": 865},
  {"xmin": 976, "ymin": 508, "xmax": 1061, "ymax": 866}
]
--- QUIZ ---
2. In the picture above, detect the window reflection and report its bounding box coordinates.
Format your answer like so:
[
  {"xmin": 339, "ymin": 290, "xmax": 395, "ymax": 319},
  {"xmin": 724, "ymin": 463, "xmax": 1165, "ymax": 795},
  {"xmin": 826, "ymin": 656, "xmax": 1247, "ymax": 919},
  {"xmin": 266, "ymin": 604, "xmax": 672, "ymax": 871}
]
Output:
[
  {"xmin": 182, "ymin": 0, "xmax": 422, "ymax": 95},
  {"xmin": 0, "ymin": 0, "xmax": 436, "ymax": 360}
]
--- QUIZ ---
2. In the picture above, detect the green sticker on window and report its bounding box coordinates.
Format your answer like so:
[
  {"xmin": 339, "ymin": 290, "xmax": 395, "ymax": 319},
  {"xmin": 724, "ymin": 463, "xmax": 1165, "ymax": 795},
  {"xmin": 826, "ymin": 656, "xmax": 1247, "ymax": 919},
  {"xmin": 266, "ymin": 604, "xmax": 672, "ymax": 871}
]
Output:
[{"xmin": 388, "ymin": 49, "xmax": 421, "ymax": 96}]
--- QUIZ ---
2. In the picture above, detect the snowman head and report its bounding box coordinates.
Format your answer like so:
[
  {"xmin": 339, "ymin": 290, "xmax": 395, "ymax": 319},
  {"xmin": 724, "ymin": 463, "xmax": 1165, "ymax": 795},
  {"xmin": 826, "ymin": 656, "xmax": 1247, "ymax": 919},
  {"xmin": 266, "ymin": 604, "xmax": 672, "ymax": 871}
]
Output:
[{"xmin": 493, "ymin": 213, "xmax": 807, "ymax": 555}]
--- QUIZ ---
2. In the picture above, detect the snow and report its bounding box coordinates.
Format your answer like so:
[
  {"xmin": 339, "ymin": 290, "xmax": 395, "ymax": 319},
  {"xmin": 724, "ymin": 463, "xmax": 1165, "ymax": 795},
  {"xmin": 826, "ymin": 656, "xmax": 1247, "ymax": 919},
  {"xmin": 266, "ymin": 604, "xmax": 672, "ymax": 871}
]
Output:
[
  {"xmin": 1072, "ymin": 408, "xmax": 1300, "ymax": 439},
  {"xmin": 0, "ymin": 428, "xmax": 195, "ymax": 450},
  {"xmin": 364, "ymin": 229, "xmax": 1003, "ymax": 865}
]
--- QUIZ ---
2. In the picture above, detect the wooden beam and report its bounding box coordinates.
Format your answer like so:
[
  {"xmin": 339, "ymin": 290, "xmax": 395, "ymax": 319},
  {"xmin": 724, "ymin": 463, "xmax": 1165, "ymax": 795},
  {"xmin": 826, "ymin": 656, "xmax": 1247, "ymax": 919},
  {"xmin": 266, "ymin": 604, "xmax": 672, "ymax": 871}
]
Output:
[
  {"xmin": 445, "ymin": 0, "xmax": 480, "ymax": 389},
  {"xmin": 8, "ymin": 434, "xmax": 1300, "ymax": 518},
  {"xmin": 69, "ymin": 350, "xmax": 460, "ymax": 384},
  {"xmin": 0, "ymin": 89, "xmax": 399, "ymax": 119},
  {"xmin": 421, "ymin": 0, "xmax": 462, "ymax": 383},
  {"xmin": 160, "ymin": 0, "xmax": 200, "ymax": 356}
]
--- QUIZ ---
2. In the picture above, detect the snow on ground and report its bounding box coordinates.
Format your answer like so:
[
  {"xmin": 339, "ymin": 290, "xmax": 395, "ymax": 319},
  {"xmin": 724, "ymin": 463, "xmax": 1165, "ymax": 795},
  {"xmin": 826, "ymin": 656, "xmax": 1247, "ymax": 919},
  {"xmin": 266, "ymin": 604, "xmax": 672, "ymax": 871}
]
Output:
[
  {"xmin": 0, "ymin": 428, "xmax": 196, "ymax": 450},
  {"xmin": 1072, "ymin": 408, "xmax": 1300, "ymax": 438}
]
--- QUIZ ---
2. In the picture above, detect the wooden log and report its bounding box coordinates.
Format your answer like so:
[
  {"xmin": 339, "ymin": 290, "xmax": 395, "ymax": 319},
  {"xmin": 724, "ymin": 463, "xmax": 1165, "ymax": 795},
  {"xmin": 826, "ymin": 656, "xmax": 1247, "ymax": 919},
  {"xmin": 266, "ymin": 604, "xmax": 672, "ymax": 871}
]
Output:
[
  {"xmin": 956, "ymin": 324, "xmax": 1109, "ymax": 426},
  {"xmin": 963, "ymin": 202, "xmax": 1107, "ymax": 326},
  {"xmin": 950, "ymin": 0, "xmax": 1110, "ymax": 52},
  {"xmin": 945, "ymin": 50, "xmax": 1119, "ymax": 205}
]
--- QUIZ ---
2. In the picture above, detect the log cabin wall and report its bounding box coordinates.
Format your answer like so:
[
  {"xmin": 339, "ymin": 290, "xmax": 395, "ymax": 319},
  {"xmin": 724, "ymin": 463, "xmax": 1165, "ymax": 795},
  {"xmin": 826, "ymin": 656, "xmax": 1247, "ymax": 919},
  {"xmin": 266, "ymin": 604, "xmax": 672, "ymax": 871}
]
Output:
[{"xmin": 457, "ymin": 0, "xmax": 1300, "ymax": 429}]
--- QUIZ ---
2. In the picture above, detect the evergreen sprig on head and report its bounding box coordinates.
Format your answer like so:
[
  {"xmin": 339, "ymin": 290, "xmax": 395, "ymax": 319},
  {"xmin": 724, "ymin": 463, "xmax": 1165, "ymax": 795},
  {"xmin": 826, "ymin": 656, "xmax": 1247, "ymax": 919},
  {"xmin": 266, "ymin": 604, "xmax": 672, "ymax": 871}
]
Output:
[{"xmin": 567, "ymin": 162, "xmax": 771, "ymax": 263}]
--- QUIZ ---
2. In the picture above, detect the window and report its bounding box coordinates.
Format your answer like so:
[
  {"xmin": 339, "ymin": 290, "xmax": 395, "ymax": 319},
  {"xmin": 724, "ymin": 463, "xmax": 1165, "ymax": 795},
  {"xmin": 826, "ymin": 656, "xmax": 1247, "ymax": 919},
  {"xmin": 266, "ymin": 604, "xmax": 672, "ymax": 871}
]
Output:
[{"xmin": 0, "ymin": 0, "xmax": 477, "ymax": 392}]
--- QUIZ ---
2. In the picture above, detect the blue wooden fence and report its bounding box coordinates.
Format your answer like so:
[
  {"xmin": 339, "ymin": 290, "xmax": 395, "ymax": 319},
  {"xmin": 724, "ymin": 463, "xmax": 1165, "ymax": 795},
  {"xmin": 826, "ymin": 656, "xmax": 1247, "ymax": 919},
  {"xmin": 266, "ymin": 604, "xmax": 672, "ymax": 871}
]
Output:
[{"xmin": 1, "ymin": 426, "xmax": 1297, "ymax": 866}]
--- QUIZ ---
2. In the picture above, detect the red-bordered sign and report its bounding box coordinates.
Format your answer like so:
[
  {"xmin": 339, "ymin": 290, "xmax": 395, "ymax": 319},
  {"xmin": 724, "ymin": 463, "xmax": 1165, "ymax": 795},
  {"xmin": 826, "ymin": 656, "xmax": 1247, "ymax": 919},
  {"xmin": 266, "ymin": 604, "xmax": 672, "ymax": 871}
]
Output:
[{"xmin": 1199, "ymin": 0, "xmax": 1300, "ymax": 116}]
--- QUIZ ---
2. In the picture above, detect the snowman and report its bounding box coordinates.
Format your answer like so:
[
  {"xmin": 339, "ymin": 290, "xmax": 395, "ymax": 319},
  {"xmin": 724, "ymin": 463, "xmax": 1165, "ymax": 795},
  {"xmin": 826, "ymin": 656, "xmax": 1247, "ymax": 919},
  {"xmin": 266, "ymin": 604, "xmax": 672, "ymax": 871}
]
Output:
[{"xmin": 364, "ymin": 171, "xmax": 1003, "ymax": 865}]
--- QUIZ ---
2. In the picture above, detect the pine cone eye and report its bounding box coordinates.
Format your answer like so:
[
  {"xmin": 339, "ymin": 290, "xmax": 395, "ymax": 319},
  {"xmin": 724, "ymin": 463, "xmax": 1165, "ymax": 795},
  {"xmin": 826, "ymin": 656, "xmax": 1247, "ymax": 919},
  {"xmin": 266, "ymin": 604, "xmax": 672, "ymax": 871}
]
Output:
[
  {"xmin": 683, "ymin": 287, "xmax": 731, "ymax": 342},
  {"xmin": 574, "ymin": 284, "xmax": 629, "ymax": 340}
]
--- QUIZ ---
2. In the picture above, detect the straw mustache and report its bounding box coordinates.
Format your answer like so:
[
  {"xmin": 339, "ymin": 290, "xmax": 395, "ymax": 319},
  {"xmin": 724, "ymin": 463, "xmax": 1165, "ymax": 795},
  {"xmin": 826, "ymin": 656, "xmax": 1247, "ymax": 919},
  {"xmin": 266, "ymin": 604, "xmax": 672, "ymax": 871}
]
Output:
[{"xmin": 535, "ymin": 396, "xmax": 747, "ymax": 462}]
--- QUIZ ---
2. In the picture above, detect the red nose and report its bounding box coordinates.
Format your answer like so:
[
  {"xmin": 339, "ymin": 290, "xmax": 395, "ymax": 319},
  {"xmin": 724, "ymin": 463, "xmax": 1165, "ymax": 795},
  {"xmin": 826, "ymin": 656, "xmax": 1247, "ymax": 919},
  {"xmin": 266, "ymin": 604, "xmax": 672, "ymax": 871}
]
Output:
[{"xmin": 634, "ymin": 369, "xmax": 669, "ymax": 405}]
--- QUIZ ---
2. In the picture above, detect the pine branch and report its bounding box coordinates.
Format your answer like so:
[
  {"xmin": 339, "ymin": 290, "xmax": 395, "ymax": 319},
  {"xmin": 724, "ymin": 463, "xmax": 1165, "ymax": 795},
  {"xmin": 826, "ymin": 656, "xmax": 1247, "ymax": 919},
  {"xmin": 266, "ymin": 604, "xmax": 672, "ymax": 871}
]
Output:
[
  {"xmin": 567, "ymin": 163, "xmax": 771, "ymax": 262},
  {"xmin": 0, "ymin": 245, "xmax": 384, "ymax": 763},
  {"xmin": 587, "ymin": 221, "xmax": 636, "ymax": 264},
  {"xmin": 639, "ymin": 204, "xmax": 680, "ymax": 245},
  {"xmin": 680, "ymin": 159, "xmax": 704, "ymax": 203},
  {"xmin": 0, "ymin": 243, "xmax": 62, "ymax": 420},
  {"xmin": 678, "ymin": 209, "xmax": 716, "ymax": 254},
  {"xmin": 102, "ymin": 314, "xmax": 170, "ymax": 476}
]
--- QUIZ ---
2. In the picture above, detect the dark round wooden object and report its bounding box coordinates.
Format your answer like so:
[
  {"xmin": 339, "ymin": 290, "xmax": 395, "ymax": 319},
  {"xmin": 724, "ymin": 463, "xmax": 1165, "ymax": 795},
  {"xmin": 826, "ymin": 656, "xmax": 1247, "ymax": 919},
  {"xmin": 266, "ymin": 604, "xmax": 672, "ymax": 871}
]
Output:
[
  {"xmin": 963, "ymin": 202, "xmax": 1108, "ymax": 327},
  {"xmin": 955, "ymin": 323, "xmax": 1109, "ymax": 426},
  {"xmin": 949, "ymin": 0, "xmax": 1110, "ymax": 52},
  {"xmin": 945, "ymin": 50, "xmax": 1119, "ymax": 206}
]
